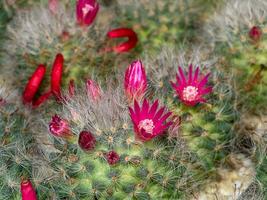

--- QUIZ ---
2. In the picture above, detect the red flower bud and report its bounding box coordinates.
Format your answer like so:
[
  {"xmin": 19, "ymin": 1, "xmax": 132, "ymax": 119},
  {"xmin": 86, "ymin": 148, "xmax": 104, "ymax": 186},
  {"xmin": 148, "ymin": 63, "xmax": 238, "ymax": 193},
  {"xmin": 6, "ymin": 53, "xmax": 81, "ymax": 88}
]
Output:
[
  {"xmin": 249, "ymin": 26, "xmax": 262, "ymax": 42},
  {"xmin": 107, "ymin": 28, "xmax": 138, "ymax": 53},
  {"xmin": 22, "ymin": 65, "xmax": 46, "ymax": 104},
  {"xmin": 78, "ymin": 131, "xmax": 96, "ymax": 151},
  {"xmin": 105, "ymin": 151, "xmax": 120, "ymax": 165},
  {"xmin": 21, "ymin": 179, "xmax": 37, "ymax": 200},
  {"xmin": 51, "ymin": 53, "xmax": 64, "ymax": 100}
]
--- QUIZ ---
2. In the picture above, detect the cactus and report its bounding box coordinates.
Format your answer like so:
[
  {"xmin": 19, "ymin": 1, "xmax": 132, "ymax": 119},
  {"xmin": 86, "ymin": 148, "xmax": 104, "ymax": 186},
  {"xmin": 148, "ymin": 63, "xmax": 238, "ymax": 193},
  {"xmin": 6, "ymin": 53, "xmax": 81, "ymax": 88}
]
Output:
[
  {"xmin": 205, "ymin": 0, "xmax": 267, "ymax": 113},
  {"xmin": 0, "ymin": 82, "xmax": 38, "ymax": 199},
  {"xmin": 115, "ymin": 0, "xmax": 221, "ymax": 53},
  {"xmin": 0, "ymin": 0, "xmax": 266, "ymax": 199},
  {"xmin": 0, "ymin": 48, "xmax": 239, "ymax": 199}
]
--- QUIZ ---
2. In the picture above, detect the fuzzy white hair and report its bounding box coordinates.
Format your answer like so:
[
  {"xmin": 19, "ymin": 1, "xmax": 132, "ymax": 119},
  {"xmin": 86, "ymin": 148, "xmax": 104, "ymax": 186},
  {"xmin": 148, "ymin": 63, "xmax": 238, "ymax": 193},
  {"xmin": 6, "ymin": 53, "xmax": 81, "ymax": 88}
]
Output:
[
  {"xmin": 205, "ymin": 0, "xmax": 267, "ymax": 47},
  {"xmin": 0, "ymin": 76, "xmax": 18, "ymax": 103},
  {"xmin": 6, "ymin": 3, "xmax": 76, "ymax": 56},
  {"xmin": 143, "ymin": 46, "xmax": 216, "ymax": 92},
  {"xmin": 4, "ymin": 1, "xmax": 110, "ymax": 56}
]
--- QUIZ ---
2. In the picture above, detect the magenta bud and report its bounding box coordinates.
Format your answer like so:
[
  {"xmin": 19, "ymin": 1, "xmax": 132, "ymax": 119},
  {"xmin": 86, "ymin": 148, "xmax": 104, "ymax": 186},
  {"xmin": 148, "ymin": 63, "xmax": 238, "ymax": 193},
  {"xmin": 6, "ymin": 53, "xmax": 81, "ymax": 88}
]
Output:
[
  {"xmin": 76, "ymin": 0, "xmax": 99, "ymax": 26},
  {"xmin": 124, "ymin": 60, "xmax": 147, "ymax": 101},
  {"xmin": 106, "ymin": 151, "xmax": 120, "ymax": 165},
  {"xmin": 78, "ymin": 131, "xmax": 96, "ymax": 151},
  {"xmin": 249, "ymin": 26, "xmax": 262, "ymax": 42}
]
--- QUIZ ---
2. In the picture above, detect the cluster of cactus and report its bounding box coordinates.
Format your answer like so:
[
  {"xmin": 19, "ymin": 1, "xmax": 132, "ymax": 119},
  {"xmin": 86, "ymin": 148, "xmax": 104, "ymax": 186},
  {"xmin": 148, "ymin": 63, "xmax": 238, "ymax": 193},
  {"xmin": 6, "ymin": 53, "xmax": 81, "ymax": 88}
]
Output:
[
  {"xmin": 114, "ymin": 0, "xmax": 220, "ymax": 53},
  {"xmin": 205, "ymin": 0, "xmax": 267, "ymax": 197},
  {"xmin": 205, "ymin": 0, "xmax": 267, "ymax": 113},
  {"xmin": 0, "ymin": 0, "xmax": 266, "ymax": 199}
]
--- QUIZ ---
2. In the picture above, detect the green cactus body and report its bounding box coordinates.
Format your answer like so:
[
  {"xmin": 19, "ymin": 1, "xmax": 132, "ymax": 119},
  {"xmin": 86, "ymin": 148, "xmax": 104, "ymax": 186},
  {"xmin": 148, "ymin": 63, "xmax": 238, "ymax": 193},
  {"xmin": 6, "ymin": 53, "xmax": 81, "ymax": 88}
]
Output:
[
  {"xmin": 0, "ymin": 99, "xmax": 34, "ymax": 199},
  {"xmin": 115, "ymin": 0, "xmax": 220, "ymax": 53}
]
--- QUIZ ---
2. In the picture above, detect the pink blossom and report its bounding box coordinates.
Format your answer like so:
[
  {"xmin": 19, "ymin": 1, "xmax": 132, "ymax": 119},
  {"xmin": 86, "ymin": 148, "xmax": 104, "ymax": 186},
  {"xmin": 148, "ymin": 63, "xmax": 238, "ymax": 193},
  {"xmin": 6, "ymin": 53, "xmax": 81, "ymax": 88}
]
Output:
[
  {"xmin": 124, "ymin": 60, "xmax": 147, "ymax": 101},
  {"xmin": 129, "ymin": 99, "xmax": 173, "ymax": 141},
  {"xmin": 76, "ymin": 0, "xmax": 99, "ymax": 26},
  {"xmin": 171, "ymin": 65, "xmax": 212, "ymax": 106}
]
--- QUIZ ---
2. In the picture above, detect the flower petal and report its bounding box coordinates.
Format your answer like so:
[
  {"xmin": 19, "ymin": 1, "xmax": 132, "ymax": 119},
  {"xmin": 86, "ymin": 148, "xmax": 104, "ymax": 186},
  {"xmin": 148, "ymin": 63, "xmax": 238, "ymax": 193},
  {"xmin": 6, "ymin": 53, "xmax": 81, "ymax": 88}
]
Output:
[{"xmin": 198, "ymin": 73, "xmax": 211, "ymax": 88}]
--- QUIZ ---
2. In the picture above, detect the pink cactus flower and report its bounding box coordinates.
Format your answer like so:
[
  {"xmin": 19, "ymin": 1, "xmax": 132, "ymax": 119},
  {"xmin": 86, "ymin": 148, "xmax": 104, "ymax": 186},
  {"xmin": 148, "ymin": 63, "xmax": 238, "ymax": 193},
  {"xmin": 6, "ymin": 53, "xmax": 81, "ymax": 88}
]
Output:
[
  {"xmin": 86, "ymin": 79, "xmax": 101, "ymax": 101},
  {"xmin": 21, "ymin": 179, "xmax": 37, "ymax": 200},
  {"xmin": 49, "ymin": 114, "xmax": 71, "ymax": 138},
  {"xmin": 129, "ymin": 99, "xmax": 173, "ymax": 141},
  {"xmin": 249, "ymin": 26, "xmax": 262, "ymax": 42},
  {"xmin": 124, "ymin": 60, "xmax": 147, "ymax": 101},
  {"xmin": 76, "ymin": 0, "xmax": 99, "ymax": 26},
  {"xmin": 171, "ymin": 65, "xmax": 212, "ymax": 106}
]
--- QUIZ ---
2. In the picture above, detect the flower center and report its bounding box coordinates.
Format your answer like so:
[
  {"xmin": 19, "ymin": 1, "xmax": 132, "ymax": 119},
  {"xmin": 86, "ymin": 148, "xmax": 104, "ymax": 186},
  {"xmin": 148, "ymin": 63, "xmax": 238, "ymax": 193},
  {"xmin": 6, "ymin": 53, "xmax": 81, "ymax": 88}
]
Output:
[
  {"xmin": 82, "ymin": 4, "xmax": 94, "ymax": 16},
  {"xmin": 138, "ymin": 119, "xmax": 155, "ymax": 134},
  {"xmin": 182, "ymin": 86, "xmax": 198, "ymax": 102}
]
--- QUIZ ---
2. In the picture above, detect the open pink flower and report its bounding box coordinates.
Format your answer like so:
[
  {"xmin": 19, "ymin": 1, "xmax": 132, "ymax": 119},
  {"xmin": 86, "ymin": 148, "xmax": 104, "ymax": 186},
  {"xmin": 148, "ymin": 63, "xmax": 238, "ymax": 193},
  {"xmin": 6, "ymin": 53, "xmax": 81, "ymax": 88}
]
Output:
[
  {"xmin": 76, "ymin": 0, "xmax": 99, "ymax": 26},
  {"xmin": 171, "ymin": 65, "xmax": 212, "ymax": 106},
  {"xmin": 124, "ymin": 60, "xmax": 147, "ymax": 101},
  {"xmin": 49, "ymin": 114, "xmax": 71, "ymax": 138},
  {"xmin": 21, "ymin": 179, "xmax": 37, "ymax": 200},
  {"xmin": 129, "ymin": 99, "xmax": 173, "ymax": 141}
]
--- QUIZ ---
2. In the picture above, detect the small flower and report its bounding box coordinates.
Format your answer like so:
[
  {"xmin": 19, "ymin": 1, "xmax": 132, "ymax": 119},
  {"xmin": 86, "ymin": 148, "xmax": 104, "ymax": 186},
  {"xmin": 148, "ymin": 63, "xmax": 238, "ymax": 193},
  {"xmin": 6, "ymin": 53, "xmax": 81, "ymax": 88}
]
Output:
[
  {"xmin": 129, "ymin": 99, "xmax": 173, "ymax": 141},
  {"xmin": 78, "ymin": 131, "xmax": 96, "ymax": 151},
  {"xmin": 249, "ymin": 26, "xmax": 262, "ymax": 42},
  {"xmin": 171, "ymin": 65, "xmax": 212, "ymax": 106},
  {"xmin": 106, "ymin": 28, "xmax": 138, "ymax": 53},
  {"xmin": 105, "ymin": 151, "xmax": 120, "ymax": 165},
  {"xmin": 49, "ymin": 114, "xmax": 71, "ymax": 138},
  {"xmin": 76, "ymin": 0, "xmax": 99, "ymax": 26},
  {"xmin": 51, "ymin": 53, "xmax": 64, "ymax": 101},
  {"xmin": 86, "ymin": 79, "xmax": 101, "ymax": 101},
  {"xmin": 124, "ymin": 60, "xmax": 147, "ymax": 101},
  {"xmin": 20, "ymin": 179, "xmax": 37, "ymax": 200}
]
